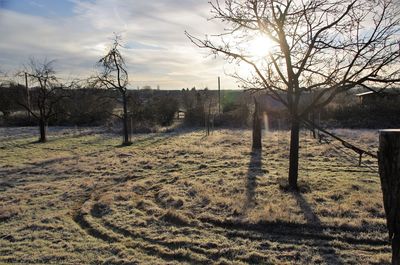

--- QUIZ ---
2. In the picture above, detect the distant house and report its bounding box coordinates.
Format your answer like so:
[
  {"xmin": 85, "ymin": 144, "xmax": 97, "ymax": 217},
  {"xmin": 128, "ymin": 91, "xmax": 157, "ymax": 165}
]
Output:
[
  {"xmin": 177, "ymin": 110, "xmax": 185, "ymax": 119},
  {"xmin": 356, "ymin": 90, "xmax": 400, "ymax": 105}
]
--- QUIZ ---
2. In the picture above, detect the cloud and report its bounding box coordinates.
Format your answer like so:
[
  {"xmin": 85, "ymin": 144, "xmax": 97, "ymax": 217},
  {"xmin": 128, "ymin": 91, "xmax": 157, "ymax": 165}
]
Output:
[{"xmin": 0, "ymin": 0, "xmax": 238, "ymax": 89}]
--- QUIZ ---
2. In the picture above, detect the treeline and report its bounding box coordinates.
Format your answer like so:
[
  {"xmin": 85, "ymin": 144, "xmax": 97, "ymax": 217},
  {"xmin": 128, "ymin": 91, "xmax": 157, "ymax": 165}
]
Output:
[
  {"xmin": 0, "ymin": 84, "xmax": 252, "ymax": 130},
  {"xmin": 3, "ymin": 82, "xmax": 397, "ymax": 132}
]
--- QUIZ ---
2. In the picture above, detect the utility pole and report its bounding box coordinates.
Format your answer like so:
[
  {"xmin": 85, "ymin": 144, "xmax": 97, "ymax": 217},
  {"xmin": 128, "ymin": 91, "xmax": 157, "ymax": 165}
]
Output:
[{"xmin": 218, "ymin": 76, "xmax": 221, "ymax": 114}]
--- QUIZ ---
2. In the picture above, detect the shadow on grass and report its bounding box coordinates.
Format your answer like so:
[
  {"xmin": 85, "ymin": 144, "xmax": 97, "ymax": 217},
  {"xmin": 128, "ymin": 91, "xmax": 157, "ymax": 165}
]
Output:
[
  {"xmin": 0, "ymin": 139, "xmax": 39, "ymax": 150},
  {"xmin": 292, "ymin": 192, "xmax": 344, "ymax": 265},
  {"xmin": 0, "ymin": 130, "xmax": 102, "ymax": 150},
  {"xmin": 0, "ymin": 130, "xmax": 188, "ymax": 177},
  {"xmin": 244, "ymin": 149, "xmax": 263, "ymax": 212},
  {"xmin": 115, "ymin": 134, "xmax": 170, "ymax": 149},
  {"xmin": 115, "ymin": 128, "xmax": 196, "ymax": 148}
]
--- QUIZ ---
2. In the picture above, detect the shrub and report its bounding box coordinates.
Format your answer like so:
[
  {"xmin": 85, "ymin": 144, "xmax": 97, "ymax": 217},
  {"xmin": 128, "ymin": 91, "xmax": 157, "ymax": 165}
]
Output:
[
  {"xmin": 154, "ymin": 95, "xmax": 179, "ymax": 126},
  {"xmin": 323, "ymin": 100, "xmax": 400, "ymax": 128}
]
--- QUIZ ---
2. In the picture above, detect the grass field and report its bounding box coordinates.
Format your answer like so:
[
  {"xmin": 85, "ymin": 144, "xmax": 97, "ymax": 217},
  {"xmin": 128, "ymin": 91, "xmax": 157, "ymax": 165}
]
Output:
[{"xmin": 0, "ymin": 127, "xmax": 390, "ymax": 264}]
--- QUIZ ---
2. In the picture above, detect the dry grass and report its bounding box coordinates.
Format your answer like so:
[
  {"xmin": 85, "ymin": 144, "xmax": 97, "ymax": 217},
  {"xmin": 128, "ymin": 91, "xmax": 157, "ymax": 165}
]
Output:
[{"xmin": 0, "ymin": 127, "xmax": 390, "ymax": 264}]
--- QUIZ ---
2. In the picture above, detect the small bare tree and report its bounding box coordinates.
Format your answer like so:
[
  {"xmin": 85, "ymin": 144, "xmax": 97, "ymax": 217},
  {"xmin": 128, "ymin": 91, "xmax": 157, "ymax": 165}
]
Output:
[
  {"xmin": 187, "ymin": 0, "xmax": 400, "ymax": 189},
  {"xmin": 16, "ymin": 59, "xmax": 63, "ymax": 143},
  {"xmin": 95, "ymin": 36, "xmax": 131, "ymax": 146}
]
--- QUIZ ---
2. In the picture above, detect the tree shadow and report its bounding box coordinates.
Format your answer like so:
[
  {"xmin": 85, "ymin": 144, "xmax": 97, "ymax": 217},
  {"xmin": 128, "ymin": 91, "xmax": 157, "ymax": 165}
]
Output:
[
  {"xmin": 114, "ymin": 128, "xmax": 197, "ymax": 149},
  {"xmin": 0, "ymin": 136, "xmax": 115, "ymax": 179},
  {"xmin": 292, "ymin": 192, "xmax": 344, "ymax": 265},
  {"xmin": 243, "ymin": 149, "xmax": 263, "ymax": 212},
  {"xmin": 0, "ymin": 140, "xmax": 39, "ymax": 150},
  {"xmin": 0, "ymin": 129, "xmax": 109, "ymax": 150},
  {"xmin": 0, "ymin": 131, "xmax": 188, "ymax": 177}
]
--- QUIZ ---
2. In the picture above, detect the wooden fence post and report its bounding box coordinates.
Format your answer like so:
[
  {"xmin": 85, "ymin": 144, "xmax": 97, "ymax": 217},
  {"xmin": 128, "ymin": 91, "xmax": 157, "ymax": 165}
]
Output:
[{"xmin": 378, "ymin": 129, "xmax": 400, "ymax": 265}]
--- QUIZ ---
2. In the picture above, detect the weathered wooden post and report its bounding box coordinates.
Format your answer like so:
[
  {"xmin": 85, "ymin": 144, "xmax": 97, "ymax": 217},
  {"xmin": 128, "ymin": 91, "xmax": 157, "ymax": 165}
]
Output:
[
  {"xmin": 378, "ymin": 129, "xmax": 400, "ymax": 265},
  {"xmin": 252, "ymin": 98, "xmax": 262, "ymax": 150}
]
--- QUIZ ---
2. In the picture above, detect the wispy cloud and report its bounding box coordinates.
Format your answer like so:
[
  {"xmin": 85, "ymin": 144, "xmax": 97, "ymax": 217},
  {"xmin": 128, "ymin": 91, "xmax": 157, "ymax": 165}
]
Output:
[{"xmin": 0, "ymin": 0, "xmax": 238, "ymax": 89}]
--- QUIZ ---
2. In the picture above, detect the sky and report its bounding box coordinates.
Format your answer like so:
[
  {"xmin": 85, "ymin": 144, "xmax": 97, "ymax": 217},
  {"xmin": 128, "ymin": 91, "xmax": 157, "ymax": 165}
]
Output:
[{"xmin": 0, "ymin": 0, "xmax": 239, "ymax": 90}]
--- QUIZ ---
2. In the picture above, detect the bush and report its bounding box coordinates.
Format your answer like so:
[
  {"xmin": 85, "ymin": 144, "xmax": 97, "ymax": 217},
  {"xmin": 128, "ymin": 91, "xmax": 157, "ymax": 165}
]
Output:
[
  {"xmin": 323, "ymin": 100, "xmax": 400, "ymax": 128},
  {"xmin": 182, "ymin": 90, "xmax": 206, "ymax": 126},
  {"xmin": 52, "ymin": 89, "xmax": 116, "ymax": 126},
  {"xmin": 154, "ymin": 96, "xmax": 179, "ymax": 126},
  {"xmin": 1, "ymin": 112, "xmax": 36, "ymax": 127},
  {"xmin": 130, "ymin": 91, "xmax": 179, "ymax": 128},
  {"xmin": 217, "ymin": 103, "xmax": 251, "ymax": 127}
]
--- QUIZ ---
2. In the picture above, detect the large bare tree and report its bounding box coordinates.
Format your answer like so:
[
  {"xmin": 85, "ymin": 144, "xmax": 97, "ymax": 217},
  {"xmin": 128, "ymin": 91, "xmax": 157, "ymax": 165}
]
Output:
[
  {"xmin": 187, "ymin": 0, "xmax": 400, "ymax": 189},
  {"xmin": 16, "ymin": 59, "xmax": 64, "ymax": 143},
  {"xmin": 95, "ymin": 36, "xmax": 132, "ymax": 146}
]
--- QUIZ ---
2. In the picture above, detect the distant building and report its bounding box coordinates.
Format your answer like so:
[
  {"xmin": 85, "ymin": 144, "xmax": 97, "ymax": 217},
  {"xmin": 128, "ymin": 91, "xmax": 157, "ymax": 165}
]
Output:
[{"xmin": 356, "ymin": 90, "xmax": 400, "ymax": 105}]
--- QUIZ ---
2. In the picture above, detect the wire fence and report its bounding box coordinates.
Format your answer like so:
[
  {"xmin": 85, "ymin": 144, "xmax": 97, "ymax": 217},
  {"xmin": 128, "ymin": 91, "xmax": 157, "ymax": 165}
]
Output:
[{"xmin": 301, "ymin": 118, "xmax": 379, "ymax": 173}]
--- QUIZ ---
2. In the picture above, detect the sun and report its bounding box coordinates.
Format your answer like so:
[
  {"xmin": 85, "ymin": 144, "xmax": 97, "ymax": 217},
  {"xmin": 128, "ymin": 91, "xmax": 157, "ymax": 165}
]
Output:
[
  {"xmin": 235, "ymin": 34, "xmax": 275, "ymax": 76},
  {"xmin": 248, "ymin": 35, "xmax": 274, "ymax": 59}
]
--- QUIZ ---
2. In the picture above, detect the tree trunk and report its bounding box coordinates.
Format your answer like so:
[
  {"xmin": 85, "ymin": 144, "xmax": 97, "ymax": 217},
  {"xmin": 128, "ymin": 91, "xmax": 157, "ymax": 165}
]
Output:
[
  {"xmin": 122, "ymin": 92, "xmax": 131, "ymax": 146},
  {"xmin": 393, "ymin": 234, "xmax": 400, "ymax": 265},
  {"xmin": 252, "ymin": 99, "xmax": 262, "ymax": 150},
  {"xmin": 378, "ymin": 129, "xmax": 400, "ymax": 265},
  {"xmin": 288, "ymin": 118, "xmax": 300, "ymax": 190},
  {"xmin": 39, "ymin": 118, "xmax": 46, "ymax": 143}
]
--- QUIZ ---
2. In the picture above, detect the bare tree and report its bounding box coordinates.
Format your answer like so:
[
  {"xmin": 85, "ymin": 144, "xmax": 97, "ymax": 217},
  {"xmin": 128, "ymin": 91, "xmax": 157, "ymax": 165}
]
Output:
[
  {"xmin": 187, "ymin": 0, "xmax": 400, "ymax": 189},
  {"xmin": 94, "ymin": 36, "xmax": 132, "ymax": 146},
  {"xmin": 16, "ymin": 59, "xmax": 64, "ymax": 143}
]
